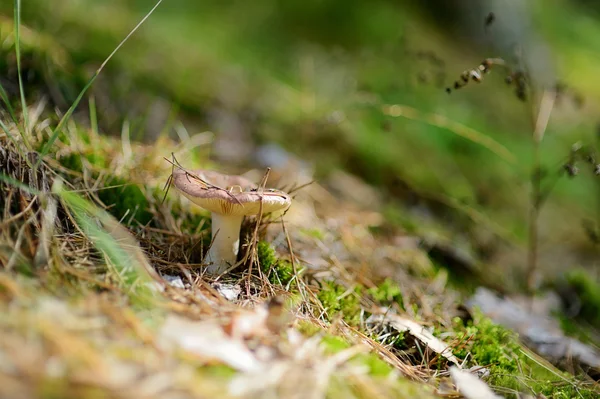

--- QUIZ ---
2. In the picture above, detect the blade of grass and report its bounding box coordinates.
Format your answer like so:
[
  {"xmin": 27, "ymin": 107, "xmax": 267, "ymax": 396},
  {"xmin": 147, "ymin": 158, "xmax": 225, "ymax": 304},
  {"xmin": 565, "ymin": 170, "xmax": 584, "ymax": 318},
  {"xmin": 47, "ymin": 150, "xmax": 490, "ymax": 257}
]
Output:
[
  {"xmin": 0, "ymin": 81, "xmax": 19, "ymax": 125},
  {"xmin": 35, "ymin": 0, "xmax": 165, "ymax": 168},
  {"xmin": 52, "ymin": 180, "xmax": 161, "ymax": 309},
  {"xmin": 382, "ymin": 104, "xmax": 516, "ymax": 164},
  {"xmin": 89, "ymin": 95, "xmax": 98, "ymax": 136},
  {"xmin": 13, "ymin": 0, "xmax": 31, "ymax": 149},
  {"xmin": 0, "ymin": 172, "xmax": 41, "ymax": 195}
]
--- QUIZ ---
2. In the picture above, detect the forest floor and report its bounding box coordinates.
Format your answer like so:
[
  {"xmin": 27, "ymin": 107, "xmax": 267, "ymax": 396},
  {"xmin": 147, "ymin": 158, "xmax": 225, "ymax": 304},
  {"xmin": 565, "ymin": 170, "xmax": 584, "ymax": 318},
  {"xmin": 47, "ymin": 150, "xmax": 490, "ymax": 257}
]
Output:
[{"xmin": 1, "ymin": 107, "xmax": 599, "ymax": 398}]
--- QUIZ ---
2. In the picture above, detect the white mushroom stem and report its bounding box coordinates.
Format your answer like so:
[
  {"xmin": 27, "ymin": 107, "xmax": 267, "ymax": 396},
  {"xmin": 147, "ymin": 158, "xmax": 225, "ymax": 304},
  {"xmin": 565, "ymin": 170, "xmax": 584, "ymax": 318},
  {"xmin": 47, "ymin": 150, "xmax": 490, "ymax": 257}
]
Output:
[{"xmin": 205, "ymin": 213, "xmax": 244, "ymax": 274}]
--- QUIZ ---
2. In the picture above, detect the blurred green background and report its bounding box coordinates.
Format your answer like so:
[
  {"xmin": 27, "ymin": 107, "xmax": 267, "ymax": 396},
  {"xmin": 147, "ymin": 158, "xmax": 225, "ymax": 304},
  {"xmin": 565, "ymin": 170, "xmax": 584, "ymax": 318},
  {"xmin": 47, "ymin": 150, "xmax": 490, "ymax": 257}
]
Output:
[{"xmin": 1, "ymin": 0, "xmax": 599, "ymax": 288}]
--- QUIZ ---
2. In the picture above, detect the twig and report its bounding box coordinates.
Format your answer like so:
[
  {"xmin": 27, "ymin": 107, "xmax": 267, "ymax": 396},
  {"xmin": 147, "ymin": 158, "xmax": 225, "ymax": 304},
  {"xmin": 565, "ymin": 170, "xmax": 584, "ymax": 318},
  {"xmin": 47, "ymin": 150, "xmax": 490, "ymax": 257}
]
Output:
[{"xmin": 0, "ymin": 195, "xmax": 37, "ymax": 228}]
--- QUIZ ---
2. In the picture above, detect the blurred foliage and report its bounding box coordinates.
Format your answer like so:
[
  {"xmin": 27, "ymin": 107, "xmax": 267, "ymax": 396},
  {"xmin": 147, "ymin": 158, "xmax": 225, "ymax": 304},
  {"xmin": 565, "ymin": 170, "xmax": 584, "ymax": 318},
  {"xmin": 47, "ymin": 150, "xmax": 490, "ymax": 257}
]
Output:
[
  {"xmin": 565, "ymin": 268, "xmax": 600, "ymax": 329},
  {"xmin": 0, "ymin": 0, "xmax": 599, "ymax": 283}
]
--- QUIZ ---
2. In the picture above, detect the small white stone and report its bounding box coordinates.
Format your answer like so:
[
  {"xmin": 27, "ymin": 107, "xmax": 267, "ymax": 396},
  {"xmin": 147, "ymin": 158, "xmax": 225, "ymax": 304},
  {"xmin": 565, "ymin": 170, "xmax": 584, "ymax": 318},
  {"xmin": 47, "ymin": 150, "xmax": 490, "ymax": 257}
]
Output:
[
  {"xmin": 162, "ymin": 275, "xmax": 185, "ymax": 289},
  {"xmin": 213, "ymin": 282, "xmax": 241, "ymax": 301}
]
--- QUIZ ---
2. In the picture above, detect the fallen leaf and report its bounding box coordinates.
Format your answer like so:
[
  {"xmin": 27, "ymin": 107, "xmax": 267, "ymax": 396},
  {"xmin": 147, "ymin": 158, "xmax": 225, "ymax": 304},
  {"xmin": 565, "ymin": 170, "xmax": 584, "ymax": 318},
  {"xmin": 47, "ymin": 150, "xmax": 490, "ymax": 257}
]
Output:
[{"xmin": 450, "ymin": 366, "xmax": 501, "ymax": 399}]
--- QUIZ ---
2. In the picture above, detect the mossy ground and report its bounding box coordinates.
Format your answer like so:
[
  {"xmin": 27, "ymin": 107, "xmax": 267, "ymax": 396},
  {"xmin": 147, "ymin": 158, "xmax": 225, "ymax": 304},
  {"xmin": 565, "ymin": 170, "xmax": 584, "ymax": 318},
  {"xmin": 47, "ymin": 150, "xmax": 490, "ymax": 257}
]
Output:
[{"xmin": 452, "ymin": 312, "xmax": 598, "ymax": 398}]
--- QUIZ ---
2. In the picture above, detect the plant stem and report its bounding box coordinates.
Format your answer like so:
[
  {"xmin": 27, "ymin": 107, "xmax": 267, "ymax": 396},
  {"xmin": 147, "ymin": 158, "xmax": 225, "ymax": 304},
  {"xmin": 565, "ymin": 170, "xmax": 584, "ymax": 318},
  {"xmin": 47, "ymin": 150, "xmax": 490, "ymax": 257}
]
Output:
[
  {"xmin": 527, "ymin": 142, "xmax": 541, "ymax": 292},
  {"xmin": 526, "ymin": 90, "xmax": 556, "ymax": 293},
  {"xmin": 14, "ymin": 0, "xmax": 31, "ymax": 149},
  {"xmin": 595, "ymin": 127, "xmax": 600, "ymax": 256}
]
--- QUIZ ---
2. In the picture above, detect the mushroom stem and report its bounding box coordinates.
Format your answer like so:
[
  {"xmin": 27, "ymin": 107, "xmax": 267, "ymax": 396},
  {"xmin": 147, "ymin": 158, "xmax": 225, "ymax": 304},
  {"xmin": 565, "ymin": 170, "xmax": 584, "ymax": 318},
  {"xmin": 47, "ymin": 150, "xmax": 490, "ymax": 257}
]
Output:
[{"xmin": 205, "ymin": 213, "xmax": 244, "ymax": 274}]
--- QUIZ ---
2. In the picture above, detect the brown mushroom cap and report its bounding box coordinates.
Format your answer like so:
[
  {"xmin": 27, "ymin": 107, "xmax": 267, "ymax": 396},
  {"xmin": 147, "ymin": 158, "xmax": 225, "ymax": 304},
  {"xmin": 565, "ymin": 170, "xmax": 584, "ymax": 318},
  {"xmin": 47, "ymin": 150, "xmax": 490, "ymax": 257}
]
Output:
[{"xmin": 172, "ymin": 169, "xmax": 292, "ymax": 216}]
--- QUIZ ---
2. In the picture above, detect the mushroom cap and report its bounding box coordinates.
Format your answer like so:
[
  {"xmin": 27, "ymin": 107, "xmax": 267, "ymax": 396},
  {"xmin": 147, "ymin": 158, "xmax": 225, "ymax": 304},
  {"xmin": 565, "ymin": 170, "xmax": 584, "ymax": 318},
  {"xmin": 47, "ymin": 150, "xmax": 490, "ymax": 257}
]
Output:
[{"xmin": 172, "ymin": 169, "xmax": 292, "ymax": 216}]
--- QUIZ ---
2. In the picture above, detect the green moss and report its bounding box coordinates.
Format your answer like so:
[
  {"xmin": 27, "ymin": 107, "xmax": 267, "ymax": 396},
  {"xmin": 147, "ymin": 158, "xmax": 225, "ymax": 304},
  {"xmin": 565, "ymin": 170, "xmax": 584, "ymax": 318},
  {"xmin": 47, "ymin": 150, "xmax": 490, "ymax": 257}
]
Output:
[
  {"xmin": 365, "ymin": 279, "xmax": 407, "ymax": 347},
  {"xmin": 367, "ymin": 278, "xmax": 403, "ymax": 309},
  {"xmin": 257, "ymin": 241, "xmax": 296, "ymax": 288},
  {"xmin": 271, "ymin": 260, "xmax": 295, "ymax": 286},
  {"xmin": 296, "ymin": 320, "xmax": 322, "ymax": 337},
  {"xmin": 58, "ymin": 149, "xmax": 108, "ymax": 172},
  {"xmin": 97, "ymin": 176, "xmax": 153, "ymax": 226},
  {"xmin": 453, "ymin": 315, "xmax": 520, "ymax": 373},
  {"xmin": 257, "ymin": 240, "xmax": 278, "ymax": 269},
  {"xmin": 58, "ymin": 153, "xmax": 84, "ymax": 173},
  {"xmin": 355, "ymin": 353, "xmax": 394, "ymax": 377},
  {"xmin": 322, "ymin": 335, "xmax": 351, "ymax": 354},
  {"xmin": 84, "ymin": 152, "xmax": 108, "ymax": 170},
  {"xmin": 321, "ymin": 335, "xmax": 394, "ymax": 377},
  {"xmin": 316, "ymin": 281, "xmax": 362, "ymax": 326},
  {"xmin": 453, "ymin": 313, "xmax": 599, "ymax": 398}
]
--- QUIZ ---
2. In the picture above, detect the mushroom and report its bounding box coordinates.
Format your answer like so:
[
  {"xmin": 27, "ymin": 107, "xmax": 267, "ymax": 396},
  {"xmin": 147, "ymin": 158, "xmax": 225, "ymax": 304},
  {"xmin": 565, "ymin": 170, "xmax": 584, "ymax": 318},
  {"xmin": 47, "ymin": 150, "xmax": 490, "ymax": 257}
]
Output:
[{"xmin": 172, "ymin": 169, "xmax": 291, "ymax": 274}]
